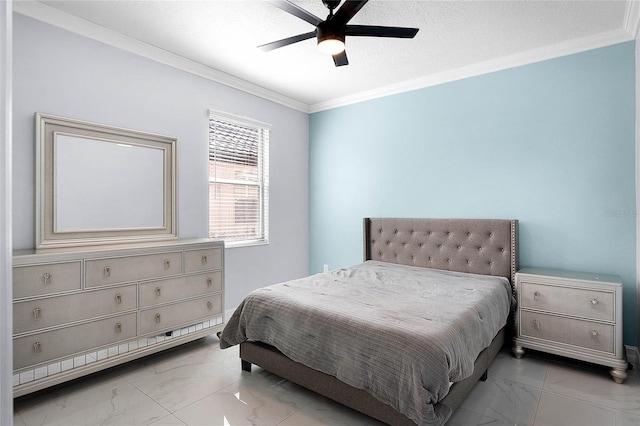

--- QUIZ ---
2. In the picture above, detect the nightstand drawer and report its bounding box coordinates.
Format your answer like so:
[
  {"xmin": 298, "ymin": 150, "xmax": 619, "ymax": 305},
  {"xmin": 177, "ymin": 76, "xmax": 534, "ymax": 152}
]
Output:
[
  {"xmin": 520, "ymin": 311, "xmax": 614, "ymax": 354},
  {"xmin": 520, "ymin": 282, "xmax": 614, "ymax": 322},
  {"xmin": 13, "ymin": 285, "xmax": 137, "ymax": 334}
]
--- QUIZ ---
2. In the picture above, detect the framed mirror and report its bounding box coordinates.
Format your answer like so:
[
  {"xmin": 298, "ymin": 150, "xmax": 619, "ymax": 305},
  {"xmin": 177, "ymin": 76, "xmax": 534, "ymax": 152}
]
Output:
[{"xmin": 36, "ymin": 113, "xmax": 177, "ymax": 250}]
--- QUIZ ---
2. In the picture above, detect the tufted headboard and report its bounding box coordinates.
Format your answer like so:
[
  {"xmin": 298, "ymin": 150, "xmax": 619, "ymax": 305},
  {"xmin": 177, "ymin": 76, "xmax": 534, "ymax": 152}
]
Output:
[{"xmin": 364, "ymin": 218, "xmax": 518, "ymax": 284}]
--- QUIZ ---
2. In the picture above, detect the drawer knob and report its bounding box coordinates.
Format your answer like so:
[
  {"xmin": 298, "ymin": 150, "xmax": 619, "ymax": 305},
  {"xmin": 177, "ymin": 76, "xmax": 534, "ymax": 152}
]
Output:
[
  {"xmin": 533, "ymin": 319, "xmax": 541, "ymax": 330},
  {"xmin": 207, "ymin": 278, "xmax": 212, "ymax": 287},
  {"xmin": 591, "ymin": 329, "xmax": 599, "ymax": 338},
  {"xmin": 155, "ymin": 287, "xmax": 162, "ymax": 297},
  {"xmin": 115, "ymin": 322, "xmax": 122, "ymax": 333},
  {"xmin": 164, "ymin": 260, "xmax": 171, "ymax": 270},
  {"xmin": 43, "ymin": 272, "xmax": 51, "ymax": 285},
  {"xmin": 32, "ymin": 307, "xmax": 41, "ymax": 320},
  {"xmin": 533, "ymin": 291, "xmax": 540, "ymax": 301},
  {"xmin": 104, "ymin": 266, "xmax": 111, "ymax": 278},
  {"xmin": 115, "ymin": 293, "xmax": 122, "ymax": 304},
  {"xmin": 207, "ymin": 301, "xmax": 213, "ymax": 310},
  {"xmin": 33, "ymin": 341, "xmax": 42, "ymax": 354},
  {"xmin": 202, "ymin": 255, "xmax": 208, "ymax": 264},
  {"xmin": 591, "ymin": 298, "xmax": 598, "ymax": 305},
  {"xmin": 155, "ymin": 313, "xmax": 161, "ymax": 323}
]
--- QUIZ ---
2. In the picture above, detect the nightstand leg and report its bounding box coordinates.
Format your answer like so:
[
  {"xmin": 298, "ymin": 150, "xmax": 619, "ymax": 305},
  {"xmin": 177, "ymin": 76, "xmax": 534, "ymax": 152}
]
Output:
[
  {"xmin": 512, "ymin": 345, "xmax": 525, "ymax": 359},
  {"xmin": 610, "ymin": 367, "xmax": 628, "ymax": 384}
]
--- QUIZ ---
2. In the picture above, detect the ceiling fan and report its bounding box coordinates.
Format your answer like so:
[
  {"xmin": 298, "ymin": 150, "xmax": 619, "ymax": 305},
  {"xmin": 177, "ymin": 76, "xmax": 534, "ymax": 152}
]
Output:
[{"xmin": 258, "ymin": 0, "xmax": 419, "ymax": 67}]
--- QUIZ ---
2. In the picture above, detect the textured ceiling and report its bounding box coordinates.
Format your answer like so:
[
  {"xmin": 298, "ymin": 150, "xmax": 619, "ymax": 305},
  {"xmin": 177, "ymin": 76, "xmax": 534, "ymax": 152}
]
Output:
[{"xmin": 23, "ymin": 1, "xmax": 638, "ymax": 110}]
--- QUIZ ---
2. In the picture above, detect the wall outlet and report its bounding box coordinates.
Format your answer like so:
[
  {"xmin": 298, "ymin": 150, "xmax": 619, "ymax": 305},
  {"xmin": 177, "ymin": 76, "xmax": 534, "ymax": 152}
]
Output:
[{"xmin": 323, "ymin": 264, "xmax": 329, "ymax": 273}]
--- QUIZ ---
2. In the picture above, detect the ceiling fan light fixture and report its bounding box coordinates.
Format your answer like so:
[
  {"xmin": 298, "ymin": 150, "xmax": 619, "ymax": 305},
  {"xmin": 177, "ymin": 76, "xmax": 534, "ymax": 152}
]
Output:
[
  {"xmin": 259, "ymin": 0, "xmax": 419, "ymax": 67},
  {"xmin": 317, "ymin": 37, "xmax": 345, "ymax": 55},
  {"xmin": 316, "ymin": 21, "xmax": 345, "ymax": 55}
]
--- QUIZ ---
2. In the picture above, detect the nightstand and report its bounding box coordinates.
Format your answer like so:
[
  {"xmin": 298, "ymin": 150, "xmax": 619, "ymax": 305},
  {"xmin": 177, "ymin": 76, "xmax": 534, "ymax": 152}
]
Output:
[{"xmin": 513, "ymin": 267, "xmax": 627, "ymax": 383}]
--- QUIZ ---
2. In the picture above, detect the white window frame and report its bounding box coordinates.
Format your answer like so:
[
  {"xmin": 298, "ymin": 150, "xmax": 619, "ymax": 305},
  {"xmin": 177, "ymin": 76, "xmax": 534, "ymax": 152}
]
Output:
[{"xmin": 208, "ymin": 109, "xmax": 270, "ymax": 247}]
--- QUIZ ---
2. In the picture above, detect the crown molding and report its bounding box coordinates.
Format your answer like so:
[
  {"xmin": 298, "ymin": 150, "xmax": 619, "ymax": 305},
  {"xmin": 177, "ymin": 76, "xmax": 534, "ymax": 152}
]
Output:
[
  {"xmin": 625, "ymin": 0, "xmax": 640, "ymax": 38},
  {"xmin": 310, "ymin": 26, "xmax": 636, "ymax": 113},
  {"xmin": 13, "ymin": 1, "xmax": 639, "ymax": 116},
  {"xmin": 12, "ymin": 1, "xmax": 310, "ymax": 113}
]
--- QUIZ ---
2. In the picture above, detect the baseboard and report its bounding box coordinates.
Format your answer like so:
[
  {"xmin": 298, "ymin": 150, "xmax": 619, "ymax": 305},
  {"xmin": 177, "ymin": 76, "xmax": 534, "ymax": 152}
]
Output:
[{"xmin": 625, "ymin": 345, "xmax": 639, "ymax": 370}]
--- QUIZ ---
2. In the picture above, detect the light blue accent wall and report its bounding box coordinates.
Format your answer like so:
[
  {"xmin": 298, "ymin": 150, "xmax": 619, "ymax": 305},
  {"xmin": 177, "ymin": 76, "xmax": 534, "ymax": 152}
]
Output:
[{"xmin": 309, "ymin": 42, "xmax": 637, "ymax": 345}]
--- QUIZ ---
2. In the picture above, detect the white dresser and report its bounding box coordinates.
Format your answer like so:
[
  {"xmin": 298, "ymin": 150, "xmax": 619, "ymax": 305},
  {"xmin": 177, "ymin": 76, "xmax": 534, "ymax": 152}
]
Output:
[
  {"xmin": 513, "ymin": 267, "xmax": 627, "ymax": 383},
  {"xmin": 12, "ymin": 239, "xmax": 224, "ymax": 396}
]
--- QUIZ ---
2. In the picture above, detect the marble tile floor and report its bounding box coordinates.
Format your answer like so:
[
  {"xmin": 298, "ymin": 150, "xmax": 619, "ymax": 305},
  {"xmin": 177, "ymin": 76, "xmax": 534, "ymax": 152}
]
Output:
[{"xmin": 13, "ymin": 335, "xmax": 640, "ymax": 426}]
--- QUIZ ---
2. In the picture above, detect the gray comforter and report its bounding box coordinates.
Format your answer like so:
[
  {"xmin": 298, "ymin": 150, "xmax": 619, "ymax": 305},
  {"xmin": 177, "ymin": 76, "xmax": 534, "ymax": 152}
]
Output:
[{"xmin": 219, "ymin": 261, "xmax": 513, "ymax": 425}]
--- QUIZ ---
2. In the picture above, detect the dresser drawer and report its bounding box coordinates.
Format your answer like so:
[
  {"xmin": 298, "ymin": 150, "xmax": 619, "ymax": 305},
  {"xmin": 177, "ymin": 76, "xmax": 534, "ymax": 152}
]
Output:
[
  {"xmin": 85, "ymin": 252, "xmax": 182, "ymax": 287},
  {"xmin": 520, "ymin": 282, "xmax": 614, "ymax": 322},
  {"xmin": 520, "ymin": 311, "xmax": 614, "ymax": 354},
  {"xmin": 139, "ymin": 295, "xmax": 222, "ymax": 335},
  {"xmin": 13, "ymin": 313, "xmax": 137, "ymax": 370},
  {"xmin": 184, "ymin": 247, "xmax": 222, "ymax": 273},
  {"xmin": 14, "ymin": 285, "xmax": 137, "ymax": 335},
  {"xmin": 13, "ymin": 261, "xmax": 81, "ymax": 299},
  {"xmin": 140, "ymin": 272, "xmax": 222, "ymax": 307}
]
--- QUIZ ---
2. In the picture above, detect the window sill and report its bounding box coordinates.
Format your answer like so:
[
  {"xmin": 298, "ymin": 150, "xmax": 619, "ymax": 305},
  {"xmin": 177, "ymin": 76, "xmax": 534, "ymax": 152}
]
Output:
[{"xmin": 224, "ymin": 240, "xmax": 269, "ymax": 249}]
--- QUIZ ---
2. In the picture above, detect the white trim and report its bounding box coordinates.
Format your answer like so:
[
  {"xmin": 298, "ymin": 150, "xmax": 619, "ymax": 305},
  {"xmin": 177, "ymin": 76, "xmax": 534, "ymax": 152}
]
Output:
[
  {"xmin": 310, "ymin": 27, "xmax": 635, "ymax": 112},
  {"xmin": 208, "ymin": 109, "xmax": 272, "ymax": 131},
  {"xmin": 0, "ymin": 0, "xmax": 12, "ymax": 423},
  {"xmin": 13, "ymin": 0, "xmax": 640, "ymax": 115},
  {"xmin": 208, "ymin": 112, "xmax": 270, "ymax": 247},
  {"xmin": 12, "ymin": 1, "xmax": 309, "ymax": 113},
  {"xmin": 636, "ymin": 8, "xmax": 640, "ymax": 352},
  {"xmin": 225, "ymin": 240, "xmax": 269, "ymax": 249},
  {"xmin": 624, "ymin": 0, "xmax": 640, "ymax": 38}
]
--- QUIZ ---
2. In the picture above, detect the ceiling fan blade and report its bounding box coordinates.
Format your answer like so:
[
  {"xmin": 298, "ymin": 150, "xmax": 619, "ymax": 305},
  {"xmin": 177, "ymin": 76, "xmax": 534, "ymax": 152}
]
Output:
[
  {"xmin": 332, "ymin": 50, "xmax": 349, "ymax": 67},
  {"xmin": 258, "ymin": 31, "xmax": 316, "ymax": 51},
  {"xmin": 345, "ymin": 25, "xmax": 419, "ymax": 38},
  {"xmin": 270, "ymin": 0, "xmax": 322, "ymax": 26},
  {"xmin": 333, "ymin": 0, "xmax": 368, "ymax": 25}
]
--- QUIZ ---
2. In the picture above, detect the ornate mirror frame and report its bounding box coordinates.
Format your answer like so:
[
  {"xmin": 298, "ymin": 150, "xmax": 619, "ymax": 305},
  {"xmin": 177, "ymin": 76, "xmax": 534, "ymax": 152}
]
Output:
[{"xmin": 35, "ymin": 113, "xmax": 178, "ymax": 250}]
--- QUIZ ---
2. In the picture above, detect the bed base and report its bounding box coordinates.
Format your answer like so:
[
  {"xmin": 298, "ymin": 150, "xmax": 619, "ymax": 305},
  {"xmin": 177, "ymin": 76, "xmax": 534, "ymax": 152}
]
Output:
[{"xmin": 239, "ymin": 327, "xmax": 506, "ymax": 425}]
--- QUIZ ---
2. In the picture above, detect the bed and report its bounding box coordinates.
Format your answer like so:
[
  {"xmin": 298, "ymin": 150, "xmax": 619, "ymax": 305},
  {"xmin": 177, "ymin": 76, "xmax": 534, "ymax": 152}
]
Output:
[{"xmin": 220, "ymin": 218, "xmax": 518, "ymax": 425}]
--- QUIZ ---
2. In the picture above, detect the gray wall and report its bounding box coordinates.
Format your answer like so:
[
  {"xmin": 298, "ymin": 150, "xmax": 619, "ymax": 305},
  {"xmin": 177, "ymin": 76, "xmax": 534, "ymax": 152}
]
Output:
[{"xmin": 12, "ymin": 13, "xmax": 310, "ymax": 309}]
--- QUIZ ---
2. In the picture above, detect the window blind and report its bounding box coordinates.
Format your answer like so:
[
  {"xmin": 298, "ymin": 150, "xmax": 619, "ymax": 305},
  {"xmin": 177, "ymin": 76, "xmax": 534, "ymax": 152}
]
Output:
[{"xmin": 208, "ymin": 110, "xmax": 270, "ymax": 245}]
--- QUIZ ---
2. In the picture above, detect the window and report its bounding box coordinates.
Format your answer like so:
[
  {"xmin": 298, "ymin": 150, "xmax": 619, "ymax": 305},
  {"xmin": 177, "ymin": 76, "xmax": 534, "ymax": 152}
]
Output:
[{"xmin": 208, "ymin": 110, "xmax": 270, "ymax": 246}]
